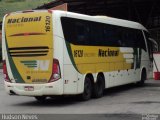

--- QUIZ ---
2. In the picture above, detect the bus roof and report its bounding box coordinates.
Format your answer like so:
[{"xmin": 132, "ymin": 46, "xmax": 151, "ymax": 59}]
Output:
[{"xmin": 54, "ymin": 10, "xmax": 148, "ymax": 32}]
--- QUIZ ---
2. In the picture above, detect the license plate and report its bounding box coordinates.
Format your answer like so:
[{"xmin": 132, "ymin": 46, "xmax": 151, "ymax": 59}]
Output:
[{"xmin": 24, "ymin": 86, "xmax": 34, "ymax": 91}]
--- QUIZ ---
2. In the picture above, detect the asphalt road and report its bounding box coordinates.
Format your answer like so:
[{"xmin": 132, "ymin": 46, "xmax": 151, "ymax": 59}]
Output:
[{"xmin": 1, "ymin": 70, "xmax": 160, "ymax": 120}]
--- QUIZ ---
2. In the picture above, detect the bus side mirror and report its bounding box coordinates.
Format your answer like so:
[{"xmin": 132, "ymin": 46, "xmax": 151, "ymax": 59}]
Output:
[{"xmin": 149, "ymin": 38, "xmax": 158, "ymax": 53}]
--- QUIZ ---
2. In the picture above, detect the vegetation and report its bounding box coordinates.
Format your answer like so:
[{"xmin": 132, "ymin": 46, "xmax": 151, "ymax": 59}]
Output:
[{"xmin": 0, "ymin": 0, "xmax": 54, "ymax": 21}]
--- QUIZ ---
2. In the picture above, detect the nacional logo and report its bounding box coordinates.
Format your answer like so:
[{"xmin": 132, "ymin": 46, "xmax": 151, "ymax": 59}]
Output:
[
  {"xmin": 21, "ymin": 60, "xmax": 50, "ymax": 71},
  {"xmin": 98, "ymin": 49, "xmax": 119, "ymax": 57},
  {"xmin": 7, "ymin": 16, "xmax": 42, "ymax": 24}
]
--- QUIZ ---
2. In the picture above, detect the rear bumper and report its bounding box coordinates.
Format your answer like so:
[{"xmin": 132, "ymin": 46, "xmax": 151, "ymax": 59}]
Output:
[{"xmin": 4, "ymin": 80, "xmax": 63, "ymax": 96}]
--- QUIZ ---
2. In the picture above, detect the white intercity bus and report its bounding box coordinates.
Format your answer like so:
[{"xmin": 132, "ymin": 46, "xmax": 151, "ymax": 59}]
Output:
[{"xmin": 2, "ymin": 10, "xmax": 154, "ymax": 101}]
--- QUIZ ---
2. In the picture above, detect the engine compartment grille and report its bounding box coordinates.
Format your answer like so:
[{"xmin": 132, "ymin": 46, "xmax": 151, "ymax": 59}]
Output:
[{"xmin": 9, "ymin": 46, "xmax": 49, "ymax": 57}]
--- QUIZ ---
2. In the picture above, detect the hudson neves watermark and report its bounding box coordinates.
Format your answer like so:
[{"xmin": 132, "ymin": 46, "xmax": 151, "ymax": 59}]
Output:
[
  {"xmin": 142, "ymin": 114, "xmax": 159, "ymax": 120},
  {"xmin": 1, "ymin": 114, "xmax": 38, "ymax": 120}
]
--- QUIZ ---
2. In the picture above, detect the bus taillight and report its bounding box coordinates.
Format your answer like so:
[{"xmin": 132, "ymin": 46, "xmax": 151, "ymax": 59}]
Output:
[
  {"xmin": 3, "ymin": 60, "xmax": 10, "ymax": 82},
  {"xmin": 49, "ymin": 59, "xmax": 61, "ymax": 82}
]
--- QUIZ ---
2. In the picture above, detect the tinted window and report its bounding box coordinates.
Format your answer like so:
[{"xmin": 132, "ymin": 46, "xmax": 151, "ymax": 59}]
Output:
[
  {"xmin": 90, "ymin": 22, "xmax": 104, "ymax": 46},
  {"xmin": 61, "ymin": 17, "xmax": 146, "ymax": 50},
  {"xmin": 75, "ymin": 21, "xmax": 90, "ymax": 45},
  {"xmin": 135, "ymin": 30, "xmax": 146, "ymax": 50},
  {"xmin": 103, "ymin": 25, "xmax": 121, "ymax": 46}
]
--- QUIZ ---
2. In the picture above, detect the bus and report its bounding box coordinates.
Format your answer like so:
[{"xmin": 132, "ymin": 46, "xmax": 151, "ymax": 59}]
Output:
[{"xmin": 2, "ymin": 10, "xmax": 153, "ymax": 101}]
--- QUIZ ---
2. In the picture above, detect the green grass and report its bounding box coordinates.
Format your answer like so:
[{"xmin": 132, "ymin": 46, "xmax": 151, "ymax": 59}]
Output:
[{"xmin": 0, "ymin": 0, "xmax": 54, "ymax": 21}]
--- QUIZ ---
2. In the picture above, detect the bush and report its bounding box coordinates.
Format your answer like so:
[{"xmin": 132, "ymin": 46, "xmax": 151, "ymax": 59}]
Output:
[{"xmin": 5, "ymin": 0, "xmax": 25, "ymax": 3}]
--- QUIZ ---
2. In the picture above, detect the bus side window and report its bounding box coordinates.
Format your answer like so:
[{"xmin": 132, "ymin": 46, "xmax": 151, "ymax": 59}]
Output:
[
  {"xmin": 121, "ymin": 28, "xmax": 136, "ymax": 48},
  {"xmin": 103, "ymin": 25, "xmax": 120, "ymax": 47},
  {"xmin": 90, "ymin": 22, "xmax": 104, "ymax": 46},
  {"xmin": 61, "ymin": 17, "xmax": 76, "ymax": 44},
  {"xmin": 75, "ymin": 21, "xmax": 90, "ymax": 45}
]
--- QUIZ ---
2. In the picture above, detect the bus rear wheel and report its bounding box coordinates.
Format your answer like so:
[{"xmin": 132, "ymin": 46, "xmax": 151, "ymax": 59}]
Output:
[
  {"xmin": 79, "ymin": 77, "xmax": 92, "ymax": 101},
  {"xmin": 93, "ymin": 75, "xmax": 105, "ymax": 98}
]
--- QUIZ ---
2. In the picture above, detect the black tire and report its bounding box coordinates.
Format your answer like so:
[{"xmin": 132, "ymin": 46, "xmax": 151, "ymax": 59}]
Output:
[
  {"xmin": 35, "ymin": 96, "xmax": 46, "ymax": 102},
  {"xmin": 137, "ymin": 70, "xmax": 146, "ymax": 86},
  {"xmin": 93, "ymin": 75, "xmax": 105, "ymax": 98},
  {"xmin": 79, "ymin": 77, "xmax": 92, "ymax": 101}
]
